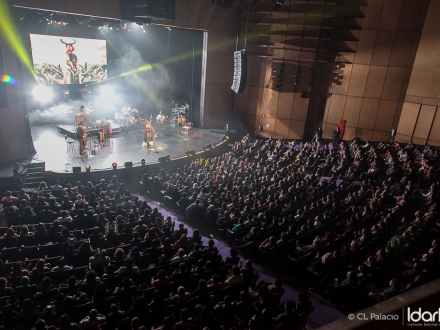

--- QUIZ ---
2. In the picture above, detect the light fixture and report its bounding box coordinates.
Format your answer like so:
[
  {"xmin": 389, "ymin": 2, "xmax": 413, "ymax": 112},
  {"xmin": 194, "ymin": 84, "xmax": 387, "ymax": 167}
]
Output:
[
  {"xmin": 112, "ymin": 162, "xmax": 117, "ymax": 169},
  {"xmin": 32, "ymin": 85, "xmax": 54, "ymax": 103},
  {"xmin": 85, "ymin": 165, "xmax": 91, "ymax": 172},
  {"xmin": 141, "ymin": 159, "xmax": 146, "ymax": 165}
]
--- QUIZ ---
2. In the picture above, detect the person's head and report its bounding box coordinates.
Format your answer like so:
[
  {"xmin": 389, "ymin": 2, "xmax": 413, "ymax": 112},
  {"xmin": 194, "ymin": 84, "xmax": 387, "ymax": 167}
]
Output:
[
  {"xmin": 35, "ymin": 259, "xmax": 46, "ymax": 271},
  {"xmin": 85, "ymin": 270, "xmax": 97, "ymax": 283}
]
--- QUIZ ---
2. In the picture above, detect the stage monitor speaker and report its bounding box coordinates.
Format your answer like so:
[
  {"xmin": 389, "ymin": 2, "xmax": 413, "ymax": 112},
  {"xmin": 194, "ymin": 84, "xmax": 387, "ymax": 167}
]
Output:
[
  {"xmin": 72, "ymin": 166, "xmax": 81, "ymax": 173},
  {"xmin": 0, "ymin": 40, "xmax": 7, "ymax": 108},
  {"xmin": 186, "ymin": 150, "xmax": 196, "ymax": 156},
  {"xmin": 231, "ymin": 50, "xmax": 247, "ymax": 93},
  {"xmin": 301, "ymin": 91, "xmax": 308, "ymax": 98},
  {"xmin": 158, "ymin": 156, "xmax": 169, "ymax": 163},
  {"xmin": 124, "ymin": 162, "xmax": 133, "ymax": 168}
]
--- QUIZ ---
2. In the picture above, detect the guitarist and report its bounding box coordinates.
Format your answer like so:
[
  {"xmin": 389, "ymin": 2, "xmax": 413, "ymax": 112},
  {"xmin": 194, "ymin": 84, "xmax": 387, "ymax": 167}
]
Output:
[
  {"xmin": 156, "ymin": 111, "xmax": 167, "ymax": 134},
  {"xmin": 77, "ymin": 122, "xmax": 87, "ymax": 156}
]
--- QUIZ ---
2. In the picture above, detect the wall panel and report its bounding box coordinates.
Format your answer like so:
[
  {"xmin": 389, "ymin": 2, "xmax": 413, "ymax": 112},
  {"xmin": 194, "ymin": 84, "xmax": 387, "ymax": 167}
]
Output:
[
  {"xmin": 428, "ymin": 109, "xmax": 440, "ymax": 143},
  {"xmin": 388, "ymin": 31, "xmax": 414, "ymax": 67},
  {"xmin": 347, "ymin": 64, "xmax": 370, "ymax": 97},
  {"xmin": 277, "ymin": 93, "xmax": 294, "ymax": 119},
  {"xmin": 288, "ymin": 120, "xmax": 305, "ymax": 139},
  {"xmin": 372, "ymin": 131, "xmax": 390, "ymax": 142},
  {"xmin": 364, "ymin": 66, "xmax": 387, "ymax": 99},
  {"xmin": 327, "ymin": 95, "xmax": 346, "ymax": 124},
  {"xmin": 397, "ymin": 0, "xmax": 424, "ymax": 31},
  {"xmin": 378, "ymin": 0, "xmax": 403, "ymax": 31},
  {"xmin": 358, "ymin": 98, "xmax": 380, "ymax": 130},
  {"xmin": 413, "ymin": 104, "xmax": 436, "ymax": 140},
  {"xmin": 291, "ymin": 94, "xmax": 309, "ymax": 122},
  {"xmin": 353, "ymin": 30, "xmax": 377, "ymax": 65},
  {"xmin": 360, "ymin": 0, "xmax": 383, "ymax": 30},
  {"xmin": 381, "ymin": 67, "xmax": 406, "ymax": 100},
  {"xmin": 343, "ymin": 96, "xmax": 363, "ymax": 127},
  {"xmin": 374, "ymin": 100, "xmax": 398, "ymax": 132},
  {"xmin": 397, "ymin": 102, "xmax": 420, "ymax": 136},
  {"xmin": 370, "ymin": 31, "xmax": 395, "ymax": 66}
]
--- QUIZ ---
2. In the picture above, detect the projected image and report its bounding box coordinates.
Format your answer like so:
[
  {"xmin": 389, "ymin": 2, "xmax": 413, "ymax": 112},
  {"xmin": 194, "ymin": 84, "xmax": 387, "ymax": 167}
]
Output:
[{"xmin": 30, "ymin": 34, "xmax": 107, "ymax": 84}]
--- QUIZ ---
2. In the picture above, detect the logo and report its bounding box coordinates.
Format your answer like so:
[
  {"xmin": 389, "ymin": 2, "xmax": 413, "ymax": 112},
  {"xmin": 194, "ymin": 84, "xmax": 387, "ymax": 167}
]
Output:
[{"xmin": 406, "ymin": 308, "xmax": 440, "ymax": 326}]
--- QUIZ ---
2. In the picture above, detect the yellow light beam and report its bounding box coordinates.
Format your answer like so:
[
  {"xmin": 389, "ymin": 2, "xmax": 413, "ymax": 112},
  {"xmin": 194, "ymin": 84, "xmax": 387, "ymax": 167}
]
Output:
[
  {"xmin": 97, "ymin": 30, "xmax": 162, "ymax": 108},
  {"xmin": 0, "ymin": 0, "xmax": 36, "ymax": 78}
]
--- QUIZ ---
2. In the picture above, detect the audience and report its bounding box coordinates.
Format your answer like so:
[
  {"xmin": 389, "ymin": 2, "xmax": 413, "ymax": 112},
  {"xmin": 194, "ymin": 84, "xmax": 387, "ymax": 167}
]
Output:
[{"xmin": 2, "ymin": 135, "xmax": 440, "ymax": 329}]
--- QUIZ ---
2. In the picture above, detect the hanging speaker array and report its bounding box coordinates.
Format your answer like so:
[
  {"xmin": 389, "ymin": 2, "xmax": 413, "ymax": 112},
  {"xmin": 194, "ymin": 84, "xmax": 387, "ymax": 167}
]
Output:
[{"xmin": 231, "ymin": 50, "xmax": 247, "ymax": 93}]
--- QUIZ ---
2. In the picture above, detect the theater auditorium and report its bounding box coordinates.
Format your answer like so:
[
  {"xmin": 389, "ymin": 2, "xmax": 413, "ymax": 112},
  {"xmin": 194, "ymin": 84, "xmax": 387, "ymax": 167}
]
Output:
[{"xmin": 0, "ymin": 1, "xmax": 440, "ymax": 329}]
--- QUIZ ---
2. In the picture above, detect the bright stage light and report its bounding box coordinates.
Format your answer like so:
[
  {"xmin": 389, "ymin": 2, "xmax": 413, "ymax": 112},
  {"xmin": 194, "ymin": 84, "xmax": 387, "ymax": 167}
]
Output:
[
  {"xmin": 32, "ymin": 85, "xmax": 54, "ymax": 103},
  {"xmin": 95, "ymin": 85, "xmax": 119, "ymax": 109}
]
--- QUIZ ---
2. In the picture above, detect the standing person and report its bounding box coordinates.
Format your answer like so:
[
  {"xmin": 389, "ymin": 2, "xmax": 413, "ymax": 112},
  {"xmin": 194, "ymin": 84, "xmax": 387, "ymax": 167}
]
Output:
[
  {"xmin": 12, "ymin": 163, "xmax": 25, "ymax": 190},
  {"xmin": 313, "ymin": 127, "xmax": 323, "ymax": 143},
  {"xmin": 77, "ymin": 122, "xmax": 86, "ymax": 156},
  {"xmin": 156, "ymin": 111, "xmax": 166, "ymax": 134},
  {"xmin": 143, "ymin": 120, "xmax": 156, "ymax": 151},
  {"xmin": 333, "ymin": 126, "xmax": 341, "ymax": 145}
]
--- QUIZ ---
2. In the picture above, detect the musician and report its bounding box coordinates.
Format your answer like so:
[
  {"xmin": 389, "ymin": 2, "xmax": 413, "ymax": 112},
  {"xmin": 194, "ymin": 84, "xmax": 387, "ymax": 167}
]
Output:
[
  {"xmin": 77, "ymin": 122, "xmax": 87, "ymax": 156},
  {"xmin": 178, "ymin": 114, "xmax": 186, "ymax": 127},
  {"xmin": 143, "ymin": 120, "xmax": 156, "ymax": 149},
  {"xmin": 156, "ymin": 111, "xmax": 166, "ymax": 133},
  {"xmin": 133, "ymin": 110, "xmax": 142, "ymax": 132}
]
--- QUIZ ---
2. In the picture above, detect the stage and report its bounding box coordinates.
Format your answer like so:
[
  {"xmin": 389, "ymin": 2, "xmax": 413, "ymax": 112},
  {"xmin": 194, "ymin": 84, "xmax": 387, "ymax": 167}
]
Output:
[{"xmin": 0, "ymin": 122, "xmax": 226, "ymax": 177}]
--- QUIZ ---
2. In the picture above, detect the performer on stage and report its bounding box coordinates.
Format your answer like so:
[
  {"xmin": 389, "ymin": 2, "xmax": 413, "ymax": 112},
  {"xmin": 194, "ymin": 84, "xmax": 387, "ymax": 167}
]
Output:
[
  {"xmin": 77, "ymin": 122, "xmax": 87, "ymax": 156},
  {"xmin": 177, "ymin": 114, "xmax": 186, "ymax": 127},
  {"xmin": 156, "ymin": 111, "xmax": 167, "ymax": 134},
  {"xmin": 143, "ymin": 119, "xmax": 156, "ymax": 149}
]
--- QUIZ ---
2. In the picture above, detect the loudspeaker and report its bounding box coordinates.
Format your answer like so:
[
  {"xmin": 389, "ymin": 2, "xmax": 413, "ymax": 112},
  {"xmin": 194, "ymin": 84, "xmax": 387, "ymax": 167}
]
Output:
[
  {"xmin": 231, "ymin": 50, "xmax": 247, "ymax": 93},
  {"xmin": 158, "ymin": 156, "xmax": 168, "ymax": 163},
  {"xmin": 186, "ymin": 150, "xmax": 196, "ymax": 156},
  {"xmin": 301, "ymin": 91, "xmax": 308, "ymax": 98},
  {"xmin": 0, "ymin": 40, "xmax": 7, "ymax": 108},
  {"xmin": 124, "ymin": 162, "xmax": 133, "ymax": 168},
  {"xmin": 72, "ymin": 166, "xmax": 81, "ymax": 173}
]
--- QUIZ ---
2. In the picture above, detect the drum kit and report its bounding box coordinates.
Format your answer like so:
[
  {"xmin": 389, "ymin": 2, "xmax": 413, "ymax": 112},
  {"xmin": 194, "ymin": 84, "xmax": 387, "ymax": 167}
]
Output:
[{"xmin": 115, "ymin": 107, "xmax": 142, "ymax": 125}]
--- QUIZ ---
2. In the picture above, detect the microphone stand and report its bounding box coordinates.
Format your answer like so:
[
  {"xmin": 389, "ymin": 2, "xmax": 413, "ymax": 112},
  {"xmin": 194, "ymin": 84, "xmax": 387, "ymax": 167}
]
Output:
[{"xmin": 87, "ymin": 133, "xmax": 93, "ymax": 157}]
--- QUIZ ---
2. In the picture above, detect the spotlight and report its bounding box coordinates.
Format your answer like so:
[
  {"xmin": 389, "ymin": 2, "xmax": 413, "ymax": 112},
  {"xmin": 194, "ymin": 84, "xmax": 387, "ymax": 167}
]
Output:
[
  {"xmin": 141, "ymin": 159, "xmax": 146, "ymax": 165},
  {"xmin": 120, "ymin": 21, "xmax": 127, "ymax": 29},
  {"xmin": 85, "ymin": 165, "xmax": 91, "ymax": 172},
  {"xmin": 143, "ymin": 30, "xmax": 146, "ymax": 34},
  {"xmin": 112, "ymin": 162, "xmax": 117, "ymax": 169},
  {"xmin": 32, "ymin": 85, "xmax": 54, "ymax": 103}
]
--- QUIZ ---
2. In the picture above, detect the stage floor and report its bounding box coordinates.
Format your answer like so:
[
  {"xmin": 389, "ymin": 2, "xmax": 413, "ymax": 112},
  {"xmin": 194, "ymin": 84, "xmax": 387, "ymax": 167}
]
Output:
[{"xmin": 0, "ymin": 122, "xmax": 225, "ymax": 176}]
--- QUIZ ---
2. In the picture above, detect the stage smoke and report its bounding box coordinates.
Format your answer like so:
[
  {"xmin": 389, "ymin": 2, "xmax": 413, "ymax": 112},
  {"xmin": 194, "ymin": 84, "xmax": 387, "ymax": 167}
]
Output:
[
  {"xmin": 110, "ymin": 44, "xmax": 174, "ymax": 111},
  {"xmin": 28, "ymin": 100, "xmax": 87, "ymax": 126}
]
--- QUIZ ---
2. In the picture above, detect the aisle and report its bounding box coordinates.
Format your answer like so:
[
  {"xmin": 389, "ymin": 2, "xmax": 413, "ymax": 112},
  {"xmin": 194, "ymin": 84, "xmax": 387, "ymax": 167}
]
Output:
[{"xmin": 136, "ymin": 194, "xmax": 347, "ymax": 329}]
